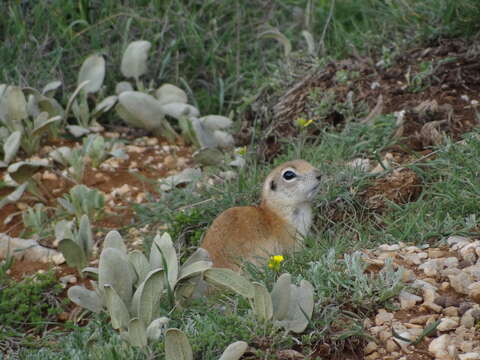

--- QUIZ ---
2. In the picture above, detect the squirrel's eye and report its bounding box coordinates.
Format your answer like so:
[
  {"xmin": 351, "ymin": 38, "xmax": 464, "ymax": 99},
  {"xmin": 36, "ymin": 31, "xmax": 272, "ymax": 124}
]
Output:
[{"xmin": 282, "ymin": 170, "xmax": 296, "ymax": 180}]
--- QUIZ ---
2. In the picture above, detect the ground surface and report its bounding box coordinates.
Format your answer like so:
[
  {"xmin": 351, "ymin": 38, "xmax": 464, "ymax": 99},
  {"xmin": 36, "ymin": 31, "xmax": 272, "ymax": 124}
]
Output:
[{"xmin": 2, "ymin": 37, "xmax": 480, "ymax": 359}]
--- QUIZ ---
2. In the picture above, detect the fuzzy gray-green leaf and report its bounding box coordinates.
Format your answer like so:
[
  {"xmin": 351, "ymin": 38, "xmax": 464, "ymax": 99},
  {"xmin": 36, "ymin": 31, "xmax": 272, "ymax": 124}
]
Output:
[
  {"xmin": 253, "ymin": 282, "xmax": 273, "ymax": 321},
  {"xmin": 204, "ymin": 268, "xmax": 254, "ymax": 298},
  {"xmin": 42, "ymin": 81, "xmax": 62, "ymax": 96},
  {"xmin": 126, "ymin": 318, "xmax": 147, "ymax": 348},
  {"xmin": 149, "ymin": 232, "xmax": 178, "ymax": 289},
  {"xmin": 131, "ymin": 268, "xmax": 164, "ymax": 326},
  {"xmin": 146, "ymin": 317, "xmax": 169, "ymax": 341},
  {"xmin": 165, "ymin": 328, "xmax": 193, "ymax": 360},
  {"xmin": 104, "ymin": 284, "xmax": 130, "ymax": 330},
  {"xmin": 271, "ymin": 273, "xmax": 291, "ymax": 321},
  {"xmin": 103, "ymin": 230, "xmax": 127, "ymax": 254},
  {"xmin": 219, "ymin": 341, "xmax": 249, "ymax": 360},
  {"xmin": 78, "ymin": 54, "xmax": 106, "ymax": 94},
  {"xmin": 3, "ymin": 131, "xmax": 21, "ymax": 165},
  {"xmin": 78, "ymin": 214, "xmax": 93, "ymax": 256},
  {"xmin": 58, "ymin": 238, "xmax": 87, "ymax": 270},
  {"xmin": 7, "ymin": 159, "xmax": 49, "ymax": 183},
  {"xmin": 155, "ymin": 84, "xmax": 188, "ymax": 105},
  {"xmin": 32, "ymin": 114, "xmax": 61, "ymax": 137},
  {"xmin": 67, "ymin": 285, "xmax": 102, "ymax": 313},
  {"xmin": 117, "ymin": 91, "xmax": 166, "ymax": 131},
  {"xmin": 161, "ymin": 103, "xmax": 199, "ymax": 119},
  {"xmin": 177, "ymin": 260, "xmax": 212, "ymax": 283},
  {"xmin": 0, "ymin": 183, "xmax": 27, "ymax": 210},
  {"xmin": 129, "ymin": 250, "xmax": 151, "ymax": 285},
  {"xmin": 99, "ymin": 247, "xmax": 135, "ymax": 307},
  {"xmin": 121, "ymin": 40, "xmax": 151, "ymax": 80}
]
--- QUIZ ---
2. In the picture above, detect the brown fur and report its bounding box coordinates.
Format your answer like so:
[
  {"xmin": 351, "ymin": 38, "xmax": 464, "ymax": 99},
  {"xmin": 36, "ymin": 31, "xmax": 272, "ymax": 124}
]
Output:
[{"xmin": 201, "ymin": 160, "xmax": 320, "ymax": 270}]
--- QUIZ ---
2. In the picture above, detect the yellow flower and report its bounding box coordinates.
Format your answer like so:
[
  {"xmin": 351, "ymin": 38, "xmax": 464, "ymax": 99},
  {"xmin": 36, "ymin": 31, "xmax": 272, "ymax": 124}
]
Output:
[
  {"xmin": 268, "ymin": 255, "xmax": 284, "ymax": 271},
  {"xmin": 236, "ymin": 146, "xmax": 247, "ymax": 156},
  {"xmin": 295, "ymin": 117, "xmax": 314, "ymax": 128}
]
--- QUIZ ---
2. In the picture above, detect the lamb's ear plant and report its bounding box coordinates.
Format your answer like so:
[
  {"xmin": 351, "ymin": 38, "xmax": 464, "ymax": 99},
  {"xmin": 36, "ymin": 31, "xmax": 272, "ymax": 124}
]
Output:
[
  {"xmin": 115, "ymin": 39, "xmax": 234, "ymax": 150},
  {"xmin": 57, "ymin": 184, "xmax": 105, "ymax": 221},
  {"xmin": 204, "ymin": 269, "xmax": 314, "ymax": 333},
  {"xmin": 22, "ymin": 203, "xmax": 50, "ymax": 239},
  {"xmin": 165, "ymin": 328, "xmax": 248, "ymax": 360},
  {"xmin": 65, "ymin": 54, "xmax": 116, "ymax": 137},
  {"xmin": 67, "ymin": 231, "xmax": 212, "ymax": 348},
  {"xmin": 55, "ymin": 215, "xmax": 94, "ymax": 275},
  {"xmin": 0, "ymin": 85, "xmax": 61, "ymax": 155},
  {"xmin": 82, "ymin": 134, "xmax": 127, "ymax": 168}
]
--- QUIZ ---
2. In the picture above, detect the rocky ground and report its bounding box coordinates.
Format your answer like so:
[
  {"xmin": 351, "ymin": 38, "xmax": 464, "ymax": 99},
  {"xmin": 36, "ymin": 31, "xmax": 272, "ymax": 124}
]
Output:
[{"xmin": 362, "ymin": 237, "xmax": 480, "ymax": 360}]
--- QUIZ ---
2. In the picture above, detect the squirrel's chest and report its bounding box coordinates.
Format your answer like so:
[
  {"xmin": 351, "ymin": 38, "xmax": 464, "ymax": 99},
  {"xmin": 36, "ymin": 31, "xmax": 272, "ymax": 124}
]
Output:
[{"xmin": 291, "ymin": 204, "xmax": 313, "ymax": 237}]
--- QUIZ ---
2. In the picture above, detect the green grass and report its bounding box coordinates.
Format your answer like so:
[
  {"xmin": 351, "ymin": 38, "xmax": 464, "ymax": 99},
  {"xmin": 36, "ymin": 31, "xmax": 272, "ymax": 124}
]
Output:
[{"xmin": 1, "ymin": 0, "xmax": 479, "ymax": 118}]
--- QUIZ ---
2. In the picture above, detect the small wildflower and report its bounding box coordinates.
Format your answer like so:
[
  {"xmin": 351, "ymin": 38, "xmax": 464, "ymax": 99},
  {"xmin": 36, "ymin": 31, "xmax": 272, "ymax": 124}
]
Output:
[
  {"xmin": 268, "ymin": 255, "xmax": 284, "ymax": 271},
  {"xmin": 236, "ymin": 146, "xmax": 247, "ymax": 156},
  {"xmin": 295, "ymin": 117, "xmax": 314, "ymax": 128}
]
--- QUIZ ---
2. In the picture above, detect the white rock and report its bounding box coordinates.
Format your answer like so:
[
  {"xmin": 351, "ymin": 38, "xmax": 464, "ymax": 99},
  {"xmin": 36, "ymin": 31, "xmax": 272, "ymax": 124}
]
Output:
[
  {"xmin": 461, "ymin": 309, "xmax": 476, "ymax": 328},
  {"xmin": 447, "ymin": 236, "xmax": 471, "ymax": 250},
  {"xmin": 419, "ymin": 259, "xmax": 439, "ymax": 276},
  {"xmin": 468, "ymin": 282, "xmax": 480, "ymax": 303},
  {"xmin": 0, "ymin": 234, "xmax": 65, "ymax": 264},
  {"xmin": 378, "ymin": 244, "xmax": 401, "ymax": 252},
  {"xmin": 459, "ymin": 353, "xmax": 480, "ymax": 360},
  {"xmin": 375, "ymin": 309, "xmax": 394, "ymax": 326},
  {"xmin": 399, "ymin": 290, "xmax": 422, "ymax": 310},
  {"xmin": 464, "ymin": 265, "xmax": 480, "ymax": 281},
  {"xmin": 460, "ymin": 242, "xmax": 479, "ymax": 263},
  {"xmin": 437, "ymin": 317, "xmax": 459, "ymax": 331},
  {"xmin": 403, "ymin": 252, "xmax": 428, "ymax": 265},
  {"xmin": 412, "ymin": 279, "xmax": 438, "ymax": 291},
  {"xmin": 448, "ymin": 272, "xmax": 474, "ymax": 294},
  {"xmin": 428, "ymin": 334, "xmax": 452, "ymax": 360},
  {"xmin": 364, "ymin": 341, "xmax": 378, "ymax": 355}
]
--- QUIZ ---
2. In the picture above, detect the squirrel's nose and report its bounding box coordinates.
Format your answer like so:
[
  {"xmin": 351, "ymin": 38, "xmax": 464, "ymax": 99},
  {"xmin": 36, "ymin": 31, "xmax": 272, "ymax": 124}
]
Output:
[{"xmin": 314, "ymin": 169, "xmax": 322, "ymax": 181}]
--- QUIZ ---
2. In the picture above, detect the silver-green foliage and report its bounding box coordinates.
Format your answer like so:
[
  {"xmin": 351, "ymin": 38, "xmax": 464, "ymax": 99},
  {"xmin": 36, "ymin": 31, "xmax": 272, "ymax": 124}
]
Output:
[
  {"xmin": 309, "ymin": 249, "xmax": 404, "ymax": 308},
  {"xmin": 67, "ymin": 231, "xmax": 212, "ymax": 347},
  {"xmin": 165, "ymin": 328, "xmax": 248, "ymax": 360},
  {"xmin": 204, "ymin": 269, "xmax": 314, "ymax": 333},
  {"xmin": 57, "ymin": 184, "xmax": 105, "ymax": 221},
  {"xmin": 0, "ymin": 85, "xmax": 61, "ymax": 156},
  {"xmin": 115, "ymin": 40, "xmax": 233, "ymax": 149},
  {"xmin": 55, "ymin": 215, "xmax": 94, "ymax": 273}
]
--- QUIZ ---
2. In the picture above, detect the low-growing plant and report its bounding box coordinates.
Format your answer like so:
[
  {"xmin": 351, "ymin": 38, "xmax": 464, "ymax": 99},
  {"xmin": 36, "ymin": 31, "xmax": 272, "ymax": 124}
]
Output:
[
  {"xmin": 0, "ymin": 85, "xmax": 61, "ymax": 156},
  {"xmin": 57, "ymin": 184, "xmax": 105, "ymax": 221},
  {"xmin": 82, "ymin": 133, "xmax": 127, "ymax": 168},
  {"xmin": 67, "ymin": 231, "xmax": 212, "ymax": 348},
  {"xmin": 64, "ymin": 54, "xmax": 116, "ymax": 137},
  {"xmin": 0, "ymin": 270, "xmax": 68, "ymax": 341},
  {"xmin": 115, "ymin": 40, "xmax": 234, "ymax": 150},
  {"xmin": 22, "ymin": 203, "xmax": 50, "ymax": 239},
  {"xmin": 165, "ymin": 328, "xmax": 248, "ymax": 360},
  {"xmin": 308, "ymin": 249, "xmax": 404, "ymax": 312},
  {"xmin": 204, "ymin": 269, "xmax": 315, "ymax": 333},
  {"xmin": 55, "ymin": 215, "xmax": 94, "ymax": 274}
]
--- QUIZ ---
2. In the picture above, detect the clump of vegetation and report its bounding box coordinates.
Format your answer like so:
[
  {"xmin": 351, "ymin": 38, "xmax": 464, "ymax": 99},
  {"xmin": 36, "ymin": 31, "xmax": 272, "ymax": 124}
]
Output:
[{"xmin": 0, "ymin": 270, "xmax": 69, "ymax": 350}]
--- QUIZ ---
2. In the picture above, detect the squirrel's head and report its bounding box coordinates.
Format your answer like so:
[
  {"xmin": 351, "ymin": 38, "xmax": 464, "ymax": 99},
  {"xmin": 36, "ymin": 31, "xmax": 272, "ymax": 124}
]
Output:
[{"xmin": 262, "ymin": 160, "xmax": 321, "ymax": 207}]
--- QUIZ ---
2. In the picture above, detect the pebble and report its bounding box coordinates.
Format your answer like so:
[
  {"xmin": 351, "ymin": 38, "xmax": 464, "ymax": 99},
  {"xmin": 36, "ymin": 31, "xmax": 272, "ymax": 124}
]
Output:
[
  {"xmin": 459, "ymin": 353, "xmax": 480, "ymax": 360},
  {"xmin": 42, "ymin": 171, "xmax": 58, "ymax": 181},
  {"xmin": 429, "ymin": 334, "xmax": 452, "ymax": 359},
  {"xmin": 399, "ymin": 290, "xmax": 422, "ymax": 310},
  {"xmin": 437, "ymin": 317, "xmax": 459, "ymax": 331},
  {"xmin": 449, "ymin": 272, "xmax": 474, "ymax": 295},
  {"xmin": 364, "ymin": 342, "xmax": 378, "ymax": 355},
  {"xmin": 375, "ymin": 309, "xmax": 394, "ymax": 326}
]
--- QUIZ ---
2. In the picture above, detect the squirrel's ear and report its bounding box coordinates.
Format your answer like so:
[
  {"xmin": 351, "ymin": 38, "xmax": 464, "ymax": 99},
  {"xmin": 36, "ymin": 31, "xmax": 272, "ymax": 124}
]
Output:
[{"xmin": 270, "ymin": 180, "xmax": 277, "ymax": 191}]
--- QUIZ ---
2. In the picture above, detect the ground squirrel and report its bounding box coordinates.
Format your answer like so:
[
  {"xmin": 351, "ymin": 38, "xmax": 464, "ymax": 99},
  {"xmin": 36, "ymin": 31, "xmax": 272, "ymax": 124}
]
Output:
[{"xmin": 201, "ymin": 160, "xmax": 321, "ymax": 270}]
